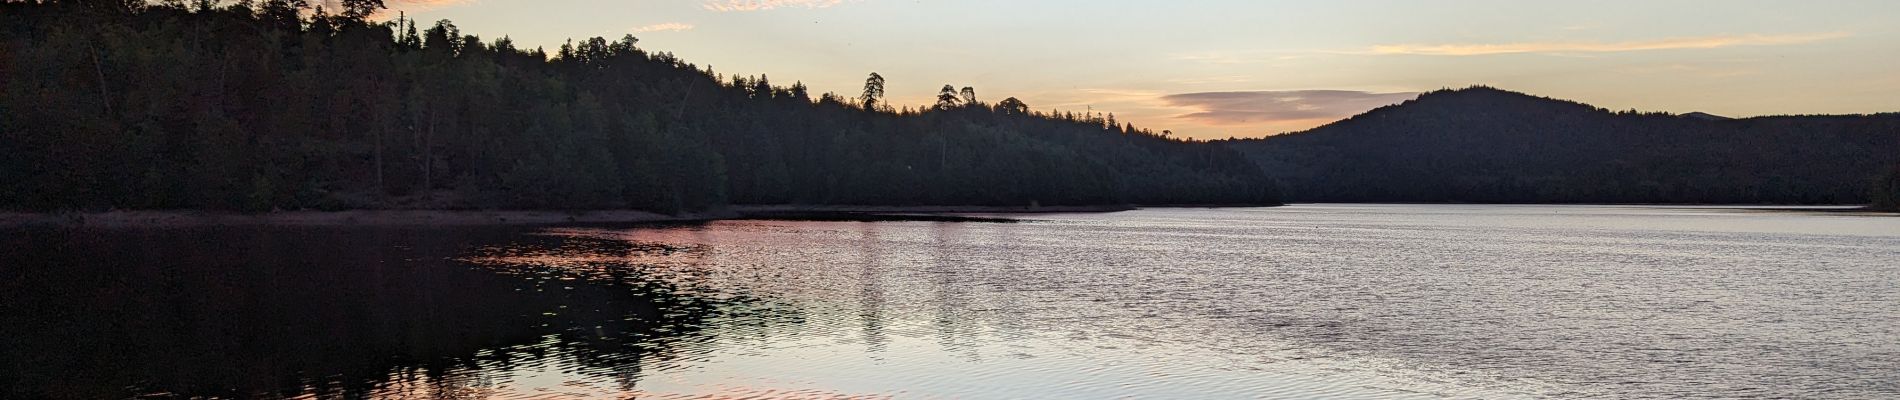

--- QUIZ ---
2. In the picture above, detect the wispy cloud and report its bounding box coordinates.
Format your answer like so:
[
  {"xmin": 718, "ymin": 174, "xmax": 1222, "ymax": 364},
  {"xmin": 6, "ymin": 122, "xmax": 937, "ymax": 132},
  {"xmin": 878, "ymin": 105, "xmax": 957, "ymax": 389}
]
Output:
[
  {"xmin": 702, "ymin": 0, "xmax": 854, "ymax": 12},
  {"xmin": 386, "ymin": 0, "xmax": 472, "ymax": 11},
  {"xmin": 1160, "ymin": 90, "xmax": 1419, "ymax": 126},
  {"xmin": 1612, "ymin": 61, "xmax": 1761, "ymax": 78},
  {"xmin": 632, "ymin": 23, "xmax": 695, "ymax": 33},
  {"xmin": 1078, "ymin": 88, "xmax": 1168, "ymax": 103},
  {"xmin": 1038, "ymin": 88, "xmax": 1172, "ymax": 110},
  {"xmin": 361, "ymin": 0, "xmax": 472, "ymax": 19},
  {"xmin": 1365, "ymin": 32, "xmax": 1850, "ymax": 56},
  {"xmin": 1171, "ymin": 50, "xmax": 1318, "ymax": 65},
  {"xmin": 1558, "ymin": 22, "xmax": 1602, "ymax": 32},
  {"xmin": 1165, "ymin": 75, "xmax": 1257, "ymax": 85}
]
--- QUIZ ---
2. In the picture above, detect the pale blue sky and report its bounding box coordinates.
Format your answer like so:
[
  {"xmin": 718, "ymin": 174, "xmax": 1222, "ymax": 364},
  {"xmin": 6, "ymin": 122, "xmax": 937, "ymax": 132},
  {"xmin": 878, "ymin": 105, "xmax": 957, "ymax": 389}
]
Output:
[{"xmin": 386, "ymin": 0, "xmax": 1900, "ymax": 139}]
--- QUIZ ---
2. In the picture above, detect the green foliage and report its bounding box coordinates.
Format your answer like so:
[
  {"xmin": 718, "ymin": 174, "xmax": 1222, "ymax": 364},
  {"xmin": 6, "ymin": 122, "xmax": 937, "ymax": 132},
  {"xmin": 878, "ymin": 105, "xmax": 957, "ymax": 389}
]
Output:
[
  {"xmin": 0, "ymin": 1, "xmax": 1279, "ymax": 212},
  {"xmin": 1233, "ymin": 87, "xmax": 1900, "ymax": 205}
]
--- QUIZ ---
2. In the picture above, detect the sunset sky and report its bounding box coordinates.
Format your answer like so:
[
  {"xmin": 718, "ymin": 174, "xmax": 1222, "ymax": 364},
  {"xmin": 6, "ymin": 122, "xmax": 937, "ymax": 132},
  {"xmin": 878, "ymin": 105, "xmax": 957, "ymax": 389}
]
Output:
[{"xmin": 382, "ymin": 0, "xmax": 1900, "ymax": 140}]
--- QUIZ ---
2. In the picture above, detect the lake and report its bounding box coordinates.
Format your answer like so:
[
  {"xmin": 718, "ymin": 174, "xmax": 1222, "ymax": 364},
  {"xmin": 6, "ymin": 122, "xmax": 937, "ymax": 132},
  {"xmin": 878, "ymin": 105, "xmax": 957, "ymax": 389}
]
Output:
[{"xmin": 4, "ymin": 205, "xmax": 1897, "ymax": 399}]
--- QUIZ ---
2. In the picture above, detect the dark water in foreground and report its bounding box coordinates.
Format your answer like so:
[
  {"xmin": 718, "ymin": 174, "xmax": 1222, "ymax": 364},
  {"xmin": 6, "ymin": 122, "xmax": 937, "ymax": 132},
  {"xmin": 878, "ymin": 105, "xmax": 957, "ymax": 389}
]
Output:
[{"xmin": 4, "ymin": 205, "xmax": 1898, "ymax": 399}]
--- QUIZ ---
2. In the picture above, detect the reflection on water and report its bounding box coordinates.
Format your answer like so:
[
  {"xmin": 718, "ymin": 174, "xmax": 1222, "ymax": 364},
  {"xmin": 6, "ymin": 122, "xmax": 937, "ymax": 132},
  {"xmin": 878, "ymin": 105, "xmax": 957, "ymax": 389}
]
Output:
[
  {"xmin": 5, "ymin": 205, "xmax": 1900, "ymax": 399},
  {"xmin": 0, "ymin": 226, "xmax": 721, "ymax": 399}
]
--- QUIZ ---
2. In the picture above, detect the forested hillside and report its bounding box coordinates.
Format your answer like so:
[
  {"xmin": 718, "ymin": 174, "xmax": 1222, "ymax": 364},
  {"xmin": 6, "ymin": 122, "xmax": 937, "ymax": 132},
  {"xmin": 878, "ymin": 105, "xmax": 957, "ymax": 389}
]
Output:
[
  {"xmin": 1874, "ymin": 164, "xmax": 1900, "ymax": 211},
  {"xmin": 0, "ymin": 1, "xmax": 1279, "ymax": 212},
  {"xmin": 1229, "ymin": 87, "xmax": 1900, "ymax": 204}
]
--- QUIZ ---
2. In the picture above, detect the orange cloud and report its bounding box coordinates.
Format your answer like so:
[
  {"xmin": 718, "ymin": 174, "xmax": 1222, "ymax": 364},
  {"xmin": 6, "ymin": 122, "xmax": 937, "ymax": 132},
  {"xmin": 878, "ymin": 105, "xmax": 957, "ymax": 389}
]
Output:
[
  {"xmin": 1161, "ymin": 90, "xmax": 1419, "ymax": 126},
  {"xmin": 1367, "ymin": 32, "xmax": 1850, "ymax": 56},
  {"xmin": 386, "ymin": 0, "xmax": 472, "ymax": 11}
]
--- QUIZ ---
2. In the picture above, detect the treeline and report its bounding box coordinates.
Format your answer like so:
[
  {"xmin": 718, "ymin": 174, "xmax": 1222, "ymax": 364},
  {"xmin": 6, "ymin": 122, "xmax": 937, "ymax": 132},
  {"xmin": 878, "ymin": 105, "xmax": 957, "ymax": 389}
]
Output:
[
  {"xmin": 1228, "ymin": 86, "xmax": 1900, "ymax": 204},
  {"xmin": 0, "ymin": 0, "xmax": 1279, "ymax": 213}
]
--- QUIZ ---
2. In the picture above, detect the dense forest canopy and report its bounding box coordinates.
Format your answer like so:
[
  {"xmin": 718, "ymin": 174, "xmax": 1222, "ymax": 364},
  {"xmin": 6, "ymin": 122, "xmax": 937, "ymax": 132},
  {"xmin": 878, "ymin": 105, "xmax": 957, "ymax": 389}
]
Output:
[
  {"xmin": 0, "ymin": 0, "xmax": 1280, "ymax": 212},
  {"xmin": 1874, "ymin": 164, "xmax": 1900, "ymax": 211},
  {"xmin": 1228, "ymin": 87, "xmax": 1900, "ymax": 205}
]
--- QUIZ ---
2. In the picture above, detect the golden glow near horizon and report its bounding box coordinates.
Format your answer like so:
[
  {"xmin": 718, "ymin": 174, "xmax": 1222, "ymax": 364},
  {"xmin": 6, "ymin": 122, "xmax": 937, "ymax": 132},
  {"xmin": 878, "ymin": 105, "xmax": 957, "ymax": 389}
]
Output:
[{"xmin": 387, "ymin": 0, "xmax": 1900, "ymax": 140}]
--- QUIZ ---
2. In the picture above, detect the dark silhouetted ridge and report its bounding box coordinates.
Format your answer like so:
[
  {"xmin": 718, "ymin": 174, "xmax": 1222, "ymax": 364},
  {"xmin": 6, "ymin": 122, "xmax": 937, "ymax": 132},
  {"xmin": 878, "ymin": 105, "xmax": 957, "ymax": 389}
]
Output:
[
  {"xmin": 1681, "ymin": 112, "xmax": 1730, "ymax": 121},
  {"xmin": 0, "ymin": 2, "xmax": 1279, "ymax": 212},
  {"xmin": 1230, "ymin": 86, "xmax": 1900, "ymax": 204}
]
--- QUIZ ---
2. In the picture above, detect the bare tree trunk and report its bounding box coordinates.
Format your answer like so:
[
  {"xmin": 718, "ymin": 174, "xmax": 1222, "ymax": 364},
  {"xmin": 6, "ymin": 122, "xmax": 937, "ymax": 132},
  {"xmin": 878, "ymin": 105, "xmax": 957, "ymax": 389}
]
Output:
[
  {"xmin": 383, "ymin": 19, "xmax": 401, "ymax": 203},
  {"xmin": 424, "ymin": 111, "xmax": 435, "ymax": 199},
  {"xmin": 409, "ymin": 90, "xmax": 426, "ymax": 199},
  {"xmin": 374, "ymin": 108, "xmax": 386, "ymax": 198},
  {"xmin": 86, "ymin": 39, "xmax": 112, "ymax": 117},
  {"xmin": 675, "ymin": 79, "xmax": 697, "ymax": 119}
]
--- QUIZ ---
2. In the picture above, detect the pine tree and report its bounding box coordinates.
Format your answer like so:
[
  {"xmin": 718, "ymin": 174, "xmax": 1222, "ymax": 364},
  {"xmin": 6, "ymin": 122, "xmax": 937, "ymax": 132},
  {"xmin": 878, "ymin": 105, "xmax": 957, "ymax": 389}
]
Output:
[
  {"xmin": 860, "ymin": 72, "xmax": 885, "ymax": 111},
  {"xmin": 341, "ymin": 0, "xmax": 384, "ymax": 21},
  {"xmin": 935, "ymin": 85, "xmax": 960, "ymax": 110},
  {"xmin": 996, "ymin": 97, "xmax": 1028, "ymax": 115}
]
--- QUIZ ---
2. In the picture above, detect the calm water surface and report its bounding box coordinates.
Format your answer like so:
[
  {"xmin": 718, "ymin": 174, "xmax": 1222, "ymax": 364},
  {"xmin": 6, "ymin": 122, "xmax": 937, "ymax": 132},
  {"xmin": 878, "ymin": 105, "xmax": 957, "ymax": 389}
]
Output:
[{"xmin": 5, "ymin": 205, "xmax": 1898, "ymax": 399}]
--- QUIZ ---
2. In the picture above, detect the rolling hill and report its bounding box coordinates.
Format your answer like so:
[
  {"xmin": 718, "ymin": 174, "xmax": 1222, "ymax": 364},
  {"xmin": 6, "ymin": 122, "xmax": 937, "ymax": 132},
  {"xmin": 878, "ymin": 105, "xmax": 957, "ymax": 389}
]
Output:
[{"xmin": 1228, "ymin": 87, "xmax": 1900, "ymax": 204}]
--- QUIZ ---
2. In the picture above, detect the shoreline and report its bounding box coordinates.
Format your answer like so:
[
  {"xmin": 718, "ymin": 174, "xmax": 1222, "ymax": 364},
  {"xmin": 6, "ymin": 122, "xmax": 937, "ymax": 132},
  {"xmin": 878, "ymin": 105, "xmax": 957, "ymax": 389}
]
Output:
[
  {"xmin": 10, "ymin": 202, "xmax": 1893, "ymax": 228},
  {"xmin": 0, "ymin": 204, "xmax": 1146, "ymax": 229},
  {"xmin": 730, "ymin": 204, "xmax": 1138, "ymax": 215},
  {"xmin": 9, "ymin": 202, "xmax": 1891, "ymax": 228},
  {"xmin": 731, "ymin": 204, "xmax": 1142, "ymax": 223},
  {"xmin": 1280, "ymin": 202, "xmax": 1898, "ymax": 214},
  {"xmin": 0, "ymin": 209, "xmax": 726, "ymax": 229}
]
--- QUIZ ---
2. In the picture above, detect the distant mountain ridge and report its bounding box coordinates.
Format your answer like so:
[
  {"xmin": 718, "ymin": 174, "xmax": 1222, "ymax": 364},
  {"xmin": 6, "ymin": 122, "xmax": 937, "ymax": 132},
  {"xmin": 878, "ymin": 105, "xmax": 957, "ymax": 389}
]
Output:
[
  {"xmin": 1679, "ymin": 112, "xmax": 1730, "ymax": 121},
  {"xmin": 1229, "ymin": 86, "xmax": 1900, "ymax": 204}
]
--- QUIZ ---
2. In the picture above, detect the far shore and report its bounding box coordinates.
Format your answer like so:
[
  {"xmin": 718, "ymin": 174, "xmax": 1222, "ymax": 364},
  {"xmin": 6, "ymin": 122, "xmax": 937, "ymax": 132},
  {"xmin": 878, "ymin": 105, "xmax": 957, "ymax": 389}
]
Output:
[
  {"xmin": 0, "ymin": 204, "xmax": 1146, "ymax": 228},
  {"xmin": 21, "ymin": 203, "xmax": 1878, "ymax": 229},
  {"xmin": 1736, "ymin": 206, "xmax": 1897, "ymax": 214},
  {"xmin": 1279, "ymin": 202, "xmax": 1899, "ymax": 215}
]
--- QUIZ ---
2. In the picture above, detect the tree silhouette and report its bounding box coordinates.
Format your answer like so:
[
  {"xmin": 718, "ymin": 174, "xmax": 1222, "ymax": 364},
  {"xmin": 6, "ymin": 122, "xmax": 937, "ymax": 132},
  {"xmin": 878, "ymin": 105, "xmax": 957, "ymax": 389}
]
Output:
[
  {"xmin": 935, "ymin": 85, "xmax": 961, "ymax": 110},
  {"xmin": 790, "ymin": 81, "xmax": 810, "ymax": 102},
  {"xmin": 753, "ymin": 74, "xmax": 773, "ymax": 99},
  {"xmin": 996, "ymin": 97, "xmax": 1029, "ymax": 115},
  {"xmin": 959, "ymin": 86, "xmax": 978, "ymax": 106},
  {"xmin": 340, "ymin": 0, "xmax": 384, "ymax": 20},
  {"xmin": 860, "ymin": 72, "xmax": 886, "ymax": 111}
]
